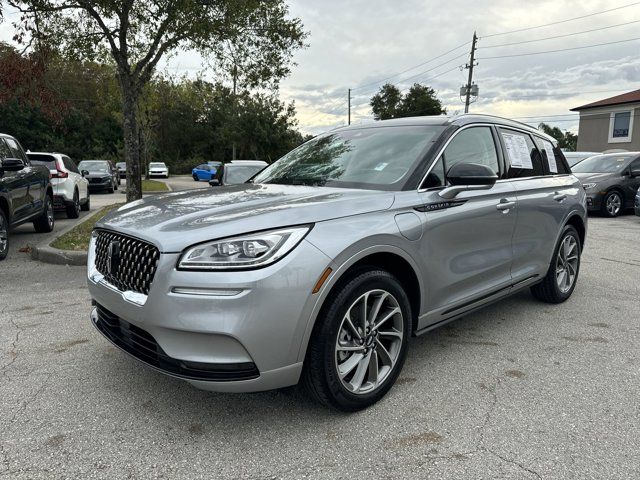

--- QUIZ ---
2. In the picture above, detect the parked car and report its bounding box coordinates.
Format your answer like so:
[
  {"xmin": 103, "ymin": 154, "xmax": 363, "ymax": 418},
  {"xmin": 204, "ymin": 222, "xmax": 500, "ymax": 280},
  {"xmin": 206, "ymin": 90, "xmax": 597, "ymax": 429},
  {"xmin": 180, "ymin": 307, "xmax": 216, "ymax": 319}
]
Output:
[
  {"xmin": 28, "ymin": 152, "xmax": 90, "ymax": 218},
  {"xmin": 209, "ymin": 160, "xmax": 268, "ymax": 186},
  {"xmin": 564, "ymin": 151, "xmax": 599, "ymax": 167},
  {"xmin": 88, "ymin": 114, "xmax": 586, "ymax": 411},
  {"xmin": 78, "ymin": 160, "xmax": 119, "ymax": 193},
  {"xmin": 148, "ymin": 162, "xmax": 169, "ymax": 178},
  {"xmin": 0, "ymin": 134, "xmax": 55, "ymax": 260},
  {"xmin": 571, "ymin": 152, "xmax": 640, "ymax": 217},
  {"xmin": 192, "ymin": 162, "xmax": 220, "ymax": 181},
  {"xmin": 115, "ymin": 162, "xmax": 126, "ymax": 178}
]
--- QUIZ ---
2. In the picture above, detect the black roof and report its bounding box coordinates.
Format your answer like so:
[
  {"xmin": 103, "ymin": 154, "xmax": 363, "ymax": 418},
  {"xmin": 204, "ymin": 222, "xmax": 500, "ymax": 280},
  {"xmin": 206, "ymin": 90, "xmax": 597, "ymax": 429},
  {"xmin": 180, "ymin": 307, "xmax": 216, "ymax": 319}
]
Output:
[{"xmin": 334, "ymin": 114, "xmax": 556, "ymax": 144}]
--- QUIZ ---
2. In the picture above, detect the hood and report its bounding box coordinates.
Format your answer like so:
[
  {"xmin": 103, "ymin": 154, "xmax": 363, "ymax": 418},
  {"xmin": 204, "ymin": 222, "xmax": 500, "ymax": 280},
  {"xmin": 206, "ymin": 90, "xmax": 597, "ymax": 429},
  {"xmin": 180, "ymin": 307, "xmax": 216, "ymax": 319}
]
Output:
[
  {"xmin": 572, "ymin": 172, "xmax": 612, "ymax": 183},
  {"xmin": 97, "ymin": 183, "xmax": 396, "ymax": 252}
]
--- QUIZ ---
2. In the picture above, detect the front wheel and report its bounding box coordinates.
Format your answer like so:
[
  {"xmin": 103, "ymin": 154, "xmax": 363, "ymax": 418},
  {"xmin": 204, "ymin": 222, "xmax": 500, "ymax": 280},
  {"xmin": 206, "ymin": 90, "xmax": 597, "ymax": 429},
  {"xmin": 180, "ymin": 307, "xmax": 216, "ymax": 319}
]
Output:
[
  {"xmin": 81, "ymin": 192, "xmax": 90, "ymax": 211},
  {"xmin": 0, "ymin": 208, "xmax": 9, "ymax": 260},
  {"xmin": 531, "ymin": 225, "xmax": 581, "ymax": 303},
  {"xmin": 303, "ymin": 268, "xmax": 411, "ymax": 411},
  {"xmin": 33, "ymin": 195, "xmax": 55, "ymax": 233},
  {"xmin": 602, "ymin": 191, "xmax": 623, "ymax": 217}
]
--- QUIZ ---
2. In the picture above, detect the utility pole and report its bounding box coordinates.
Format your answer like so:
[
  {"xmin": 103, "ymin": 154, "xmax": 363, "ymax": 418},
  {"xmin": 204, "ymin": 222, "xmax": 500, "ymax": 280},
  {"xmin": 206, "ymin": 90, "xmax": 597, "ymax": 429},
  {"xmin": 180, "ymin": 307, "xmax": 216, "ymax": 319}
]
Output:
[
  {"xmin": 464, "ymin": 31, "xmax": 478, "ymax": 113},
  {"xmin": 348, "ymin": 88, "xmax": 351, "ymax": 125}
]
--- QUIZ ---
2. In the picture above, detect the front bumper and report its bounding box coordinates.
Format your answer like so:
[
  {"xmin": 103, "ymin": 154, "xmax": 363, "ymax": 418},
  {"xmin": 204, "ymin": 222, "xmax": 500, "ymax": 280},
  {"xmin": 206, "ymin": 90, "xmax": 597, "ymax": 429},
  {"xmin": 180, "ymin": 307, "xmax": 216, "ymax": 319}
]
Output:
[
  {"xmin": 88, "ymin": 179, "xmax": 112, "ymax": 190},
  {"xmin": 585, "ymin": 192, "xmax": 604, "ymax": 212},
  {"xmin": 87, "ymin": 237, "xmax": 331, "ymax": 392}
]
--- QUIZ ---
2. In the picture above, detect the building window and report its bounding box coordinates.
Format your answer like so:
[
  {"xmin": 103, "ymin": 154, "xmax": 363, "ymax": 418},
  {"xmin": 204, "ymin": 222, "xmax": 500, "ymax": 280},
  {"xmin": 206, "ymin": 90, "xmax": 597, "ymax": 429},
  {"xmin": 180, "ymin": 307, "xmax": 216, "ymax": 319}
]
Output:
[{"xmin": 608, "ymin": 109, "xmax": 634, "ymax": 143}]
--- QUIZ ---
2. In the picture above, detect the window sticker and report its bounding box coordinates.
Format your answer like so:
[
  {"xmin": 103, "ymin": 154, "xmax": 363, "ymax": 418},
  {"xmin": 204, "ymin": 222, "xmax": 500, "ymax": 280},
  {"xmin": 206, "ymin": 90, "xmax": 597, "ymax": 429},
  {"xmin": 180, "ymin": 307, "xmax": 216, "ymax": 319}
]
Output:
[
  {"xmin": 542, "ymin": 141, "xmax": 557, "ymax": 173},
  {"xmin": 374, "ymin": 162, "xmax": 388, "ymax": 171},
  {"xmin": 502, "ymin": 133, "xmax": 533, "ymax": 169}
]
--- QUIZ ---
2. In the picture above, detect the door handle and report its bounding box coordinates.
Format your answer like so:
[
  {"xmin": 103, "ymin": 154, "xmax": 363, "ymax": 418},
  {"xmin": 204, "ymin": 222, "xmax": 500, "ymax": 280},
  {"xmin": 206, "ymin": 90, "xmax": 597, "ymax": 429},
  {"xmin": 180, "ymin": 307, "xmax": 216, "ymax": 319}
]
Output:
[
  {"xmin": 496, "ymin": 200, "xmax": 516, "ymax": 211},
  {"xmin": 553, "ymin": 191, "xmax": 567, "ymax": 202}
]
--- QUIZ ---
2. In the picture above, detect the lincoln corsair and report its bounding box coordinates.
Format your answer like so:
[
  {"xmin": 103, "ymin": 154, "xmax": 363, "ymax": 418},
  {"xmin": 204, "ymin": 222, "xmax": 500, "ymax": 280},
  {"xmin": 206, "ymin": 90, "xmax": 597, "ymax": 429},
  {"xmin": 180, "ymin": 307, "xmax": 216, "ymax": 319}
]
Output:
[{"xmin": 88, "ymin": 114, "xmax": 587, "ymax": 411}]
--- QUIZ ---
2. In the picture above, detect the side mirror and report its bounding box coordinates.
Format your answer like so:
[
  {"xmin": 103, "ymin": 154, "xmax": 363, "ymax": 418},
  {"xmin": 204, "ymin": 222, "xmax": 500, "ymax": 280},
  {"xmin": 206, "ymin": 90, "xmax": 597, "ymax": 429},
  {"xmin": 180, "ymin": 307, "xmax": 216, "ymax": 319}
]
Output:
[
  {"xmin": 1, "ymin": 158, "xmax": 25, "ymax": 172},
  {"xmin": 629, "ymin": 168, "xmax": 640, "ymax": 178},
  {"xmin": 81, "ymin": 170, "xmax": 89, "ymax": 177},
  {"xmin": 439, "ymin": 163, "xmax": 498, "ymax": 199},
  {"xmin": 209, "ymin": 178, "xmax": 221, "ymax": 187}
]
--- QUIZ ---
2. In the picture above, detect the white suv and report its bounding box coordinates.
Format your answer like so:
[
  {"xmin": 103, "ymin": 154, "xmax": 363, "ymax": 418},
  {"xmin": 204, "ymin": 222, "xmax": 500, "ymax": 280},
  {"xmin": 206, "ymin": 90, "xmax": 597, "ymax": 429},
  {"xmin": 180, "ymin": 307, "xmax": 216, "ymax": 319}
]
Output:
[{"xmin": 27, "ymin": 152, "xmax": 90, "ymax": 218}]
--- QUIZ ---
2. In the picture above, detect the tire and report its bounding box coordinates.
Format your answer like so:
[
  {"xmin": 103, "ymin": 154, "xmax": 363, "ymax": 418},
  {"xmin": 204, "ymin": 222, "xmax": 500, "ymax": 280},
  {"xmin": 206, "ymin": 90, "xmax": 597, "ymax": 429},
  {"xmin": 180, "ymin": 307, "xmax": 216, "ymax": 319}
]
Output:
[
  {"xmin": 302, "ymin": 268, "xmax": 411, "ymax": 412},
  {"xmin": 108, "ymin": 183, "xmax": 115, "ymax": 194},
  {"xmin": 33, "ymin": 194, "xmax": 55, "ymax": 233},
  {"xmin": 114, "ymin": 179, "xmax": 118, "ymax": 191},
  {"xmin": 66, "ymin": 190, "xmax": 80, "ymax": 219},
  {"xmin": 193, "ymin": 175, "xmax": 199, "ymax": 182},
  {"xmin": 531, "ymin": 225, "xmax": 581, "ymax": 304},
  {"xmin": 81, "ymin": 192, "xmax": 90, "ymax": 211},
  {"xmin": 601, "ymin": 190, "xmax": 623, "ymax": 217},
  {"xmin": 0, "ymin": 208, "xmax": 9, "ymax": 261}
]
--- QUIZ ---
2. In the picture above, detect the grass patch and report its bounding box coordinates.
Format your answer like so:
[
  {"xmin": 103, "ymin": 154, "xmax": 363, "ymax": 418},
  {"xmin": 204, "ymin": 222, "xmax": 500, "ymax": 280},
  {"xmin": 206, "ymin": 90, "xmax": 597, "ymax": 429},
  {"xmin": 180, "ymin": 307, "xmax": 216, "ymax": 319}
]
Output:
[
  {"xmin": 51, "ymin": 203, "xmax": 124, "ymax": 251},
  {"xmin": 141, "ymin": 179, "xmax": 169, "ymax": 192}
]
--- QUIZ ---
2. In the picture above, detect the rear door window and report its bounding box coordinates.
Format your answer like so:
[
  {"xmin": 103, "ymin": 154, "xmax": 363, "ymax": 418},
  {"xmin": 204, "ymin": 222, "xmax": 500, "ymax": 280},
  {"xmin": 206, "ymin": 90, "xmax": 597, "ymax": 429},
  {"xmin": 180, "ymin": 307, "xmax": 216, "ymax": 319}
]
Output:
[{"xmin": 499, "ymin": 128, "xmax": 545, "ymax": 178}]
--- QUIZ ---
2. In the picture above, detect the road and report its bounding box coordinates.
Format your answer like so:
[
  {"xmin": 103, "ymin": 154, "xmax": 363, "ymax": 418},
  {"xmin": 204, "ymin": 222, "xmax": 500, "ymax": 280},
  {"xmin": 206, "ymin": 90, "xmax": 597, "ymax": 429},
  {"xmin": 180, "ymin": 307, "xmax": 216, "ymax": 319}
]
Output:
[{"xmin": 1, "ymin": 209, "xmax": 639, "ymax": 478}]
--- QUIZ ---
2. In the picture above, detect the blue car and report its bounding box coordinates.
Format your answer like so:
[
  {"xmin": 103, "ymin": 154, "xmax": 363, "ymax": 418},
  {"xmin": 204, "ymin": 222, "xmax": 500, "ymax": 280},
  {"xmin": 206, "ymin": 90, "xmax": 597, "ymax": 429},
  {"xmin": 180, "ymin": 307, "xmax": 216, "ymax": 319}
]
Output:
[{"xmin": 192, "ymin": 162, "xmax": 221, "ymax": 181}]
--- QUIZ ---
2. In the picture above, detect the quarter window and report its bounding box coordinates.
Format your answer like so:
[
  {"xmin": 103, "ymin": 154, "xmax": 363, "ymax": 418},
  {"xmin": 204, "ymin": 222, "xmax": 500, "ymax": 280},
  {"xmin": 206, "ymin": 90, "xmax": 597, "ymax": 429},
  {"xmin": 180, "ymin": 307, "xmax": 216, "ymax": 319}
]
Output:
[
  {"xmin": 422, "ymin": 126, "xmax": 499, "ymax": 189},
  {"xmin": 500, "ymin": 128, "xmax": 544, "ymax": 178},
  {"xmin": 0, "ymin": 139, "xmax": 11, "ymax": 160},
  {"xmin": 4, "ymin": 137, "xmax": 27, "ymax": 163}
]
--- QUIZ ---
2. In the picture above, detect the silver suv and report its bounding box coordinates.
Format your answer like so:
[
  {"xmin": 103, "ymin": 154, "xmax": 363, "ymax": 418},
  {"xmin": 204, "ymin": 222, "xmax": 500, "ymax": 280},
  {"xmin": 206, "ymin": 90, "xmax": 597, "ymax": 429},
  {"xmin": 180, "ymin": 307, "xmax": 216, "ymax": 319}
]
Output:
[{"xmin": 88, "ymin": 114, "xmax": 587, "ymax": 411}]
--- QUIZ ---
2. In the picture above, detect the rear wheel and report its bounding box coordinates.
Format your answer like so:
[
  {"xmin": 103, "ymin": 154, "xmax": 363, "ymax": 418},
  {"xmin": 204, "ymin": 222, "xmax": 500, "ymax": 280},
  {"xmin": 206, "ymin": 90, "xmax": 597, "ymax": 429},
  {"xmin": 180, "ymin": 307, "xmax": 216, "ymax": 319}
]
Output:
[
  {"xmin": 66, "ymin": 190, "xmax": 80, "ymax": 219},
  {"xmin": 531, "ymin": 225, "xmax": 581, "ymax": 303},
  {"xmin": 303, "ymin": 268, "xmax": 411, "ymax": 411},
  {"xmin": 33, "ymin": 195, "xmax": 55, "ymax": 233},
  {"xmin": 193, "ymin": 174, "xmax": 199, "ymax": 181},
  {"xmin": 81, "ymin": 192, "xmax": 90, "ymax": 211},
  {"xmin": 0, "ymin": 208, "xmax": 9, "ymax": 260},
  {"xmin": 602, "ymin": 191, "xmax": 623, "ymax": 217}
]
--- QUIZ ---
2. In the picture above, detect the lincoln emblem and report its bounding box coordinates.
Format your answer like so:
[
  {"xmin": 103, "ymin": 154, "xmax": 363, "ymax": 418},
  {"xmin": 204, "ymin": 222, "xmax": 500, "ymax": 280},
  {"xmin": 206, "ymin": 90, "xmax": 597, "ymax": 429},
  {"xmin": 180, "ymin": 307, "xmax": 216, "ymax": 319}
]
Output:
[{"xmin": 106, "ymin": 241, "xmax": 121, "ymax": 275}]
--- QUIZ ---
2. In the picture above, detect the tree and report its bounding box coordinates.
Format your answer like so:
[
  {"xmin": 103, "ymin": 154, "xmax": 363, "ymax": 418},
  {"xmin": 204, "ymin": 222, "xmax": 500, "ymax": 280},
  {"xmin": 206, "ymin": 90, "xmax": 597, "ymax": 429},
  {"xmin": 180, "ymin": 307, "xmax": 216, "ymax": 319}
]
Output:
[
  {"xmin": 370, "ymin": 83, "xmax": 403, "ymax": 120},
  {"xmin": 400, "ymin": 84, "xmax": 446, "ymax": 117},
  {"xmin": 370, "ymin": 82, "xmax": 445, "ymax": 120},
  {"xmin": 11, "ymin": 1, "xmax": 307, "ymax": 201},
  {"xmin": 538, "ymin": 123, "xmax": 578, "ymax": 151}
]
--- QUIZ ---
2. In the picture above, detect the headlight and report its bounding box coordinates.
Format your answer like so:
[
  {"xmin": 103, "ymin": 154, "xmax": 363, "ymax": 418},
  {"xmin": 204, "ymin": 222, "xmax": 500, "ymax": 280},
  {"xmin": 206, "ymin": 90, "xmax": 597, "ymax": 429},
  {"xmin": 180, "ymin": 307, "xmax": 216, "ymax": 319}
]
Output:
[
  {"xmin": 582, "ymin": 183, "xmax": 597, "ymax": 190},
  {"xmin": 178, "ymin": 225, "xmax": 312, "ymax": 270}
]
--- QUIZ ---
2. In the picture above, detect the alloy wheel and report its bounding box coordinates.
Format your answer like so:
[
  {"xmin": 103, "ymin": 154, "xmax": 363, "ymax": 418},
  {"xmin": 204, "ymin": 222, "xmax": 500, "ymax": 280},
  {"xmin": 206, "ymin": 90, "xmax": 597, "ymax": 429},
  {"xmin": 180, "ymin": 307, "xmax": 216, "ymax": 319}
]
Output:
[
  {"xmin": 555, "ymin": 235, "xmax": 579, "ymax": 294},
  {"xmin": 335, "ymin": 289, "xmax": 404, "ymax": 395},
  {"xmin": 0, "ymin": 214, "xmax": 7, "ymax": 254},
  {"xmin": 606, "ymin": 193, "xmax": 621, "ymax": 216},
  {"xmin": 46, "ymin": 198, "xmax": 54, "ymax": 228}
]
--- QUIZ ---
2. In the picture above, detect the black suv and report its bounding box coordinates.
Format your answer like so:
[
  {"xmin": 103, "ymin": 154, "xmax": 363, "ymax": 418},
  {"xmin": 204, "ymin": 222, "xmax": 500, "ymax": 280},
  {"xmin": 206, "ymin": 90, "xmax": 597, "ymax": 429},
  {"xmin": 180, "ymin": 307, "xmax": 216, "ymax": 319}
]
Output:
[{"xmin": 0, "ymin": 134, "xmax": 55, "ymax": 260}]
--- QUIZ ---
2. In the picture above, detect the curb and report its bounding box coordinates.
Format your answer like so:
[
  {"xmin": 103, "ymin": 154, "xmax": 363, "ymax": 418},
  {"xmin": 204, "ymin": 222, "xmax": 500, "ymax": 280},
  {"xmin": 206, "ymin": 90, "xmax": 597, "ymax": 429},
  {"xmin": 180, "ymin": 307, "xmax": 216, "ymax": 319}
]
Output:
[{"xmin": 30, "ymin": 207, "xmax": 106, "ymax": 266}]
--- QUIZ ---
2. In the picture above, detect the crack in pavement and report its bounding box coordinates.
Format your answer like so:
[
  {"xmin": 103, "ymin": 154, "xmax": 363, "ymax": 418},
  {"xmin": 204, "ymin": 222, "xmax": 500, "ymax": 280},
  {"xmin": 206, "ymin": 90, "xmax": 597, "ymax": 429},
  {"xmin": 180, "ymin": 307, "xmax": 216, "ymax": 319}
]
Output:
[
  {"xmin": 10, "ymin": 381, "xmax": 48, "ymax": 424},
  {"xmin": 1, "ymin": 310, "xmax": 24, "ymax": 380}
]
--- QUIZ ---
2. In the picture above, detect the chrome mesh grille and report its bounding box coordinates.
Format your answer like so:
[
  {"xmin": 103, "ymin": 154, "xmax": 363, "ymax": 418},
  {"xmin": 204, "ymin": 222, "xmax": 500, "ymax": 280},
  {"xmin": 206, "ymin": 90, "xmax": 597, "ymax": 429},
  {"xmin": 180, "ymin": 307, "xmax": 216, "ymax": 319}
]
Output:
[{"xmin": 94, "ymin": 230, "xmax": 160, "ymax": 295}]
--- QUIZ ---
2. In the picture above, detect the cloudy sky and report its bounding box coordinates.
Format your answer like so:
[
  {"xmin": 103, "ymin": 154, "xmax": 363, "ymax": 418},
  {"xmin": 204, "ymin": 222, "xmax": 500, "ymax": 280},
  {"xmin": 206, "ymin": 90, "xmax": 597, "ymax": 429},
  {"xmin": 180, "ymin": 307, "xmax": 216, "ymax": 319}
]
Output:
[
  {"xmin": 2, "ymin": 0, "xmax": 639, "ymax": 137},
  {"xmin": 273, "ymin": 0, "xmax": 640, "ymax": 135}
]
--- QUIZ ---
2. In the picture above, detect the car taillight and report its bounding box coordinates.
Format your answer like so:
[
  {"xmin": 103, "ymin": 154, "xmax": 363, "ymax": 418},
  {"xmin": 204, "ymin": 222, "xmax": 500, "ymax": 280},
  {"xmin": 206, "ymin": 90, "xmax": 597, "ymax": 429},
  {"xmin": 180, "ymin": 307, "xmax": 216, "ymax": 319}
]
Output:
[{"xmin": 52, "ymin": 160, "xmax": 68, "ymax": 178}]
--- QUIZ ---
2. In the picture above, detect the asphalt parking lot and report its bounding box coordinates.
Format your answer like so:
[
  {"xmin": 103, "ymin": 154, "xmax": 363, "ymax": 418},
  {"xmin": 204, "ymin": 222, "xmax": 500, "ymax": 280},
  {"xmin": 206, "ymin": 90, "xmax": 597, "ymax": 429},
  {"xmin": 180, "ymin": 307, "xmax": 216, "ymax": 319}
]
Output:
[{"xmin": 1, "ymin": 214, "xmax": 639, "ymax": 479}]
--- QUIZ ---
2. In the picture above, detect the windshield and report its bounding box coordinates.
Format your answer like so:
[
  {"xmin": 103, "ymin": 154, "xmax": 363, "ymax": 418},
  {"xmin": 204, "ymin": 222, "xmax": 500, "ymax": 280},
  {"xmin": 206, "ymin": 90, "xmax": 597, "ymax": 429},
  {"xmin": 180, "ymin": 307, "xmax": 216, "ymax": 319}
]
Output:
[
  {"xmin": 572, "ymin": 155, "xmax": 634, "ymax": 173},
  {"xmin": 252, "ymin": 125, "xmax": 444, "ymax": 189},
  {"xmin": 78, "ymin": 161, "xmax": 109, "ymax": 172},
  {"xmin": 225, "ymin": 165, "xmax": 265, "ymax": 184},
  {"xmin": 150, "ymin": 163, "xmax": 166, "ymax": 168},
  {"xmin": 565, "ymin": 154, "xmax": 596, "ymax": 167},
  {"xmin": 116, "ymin": 162, "xmax": 125, "ymax": 168}
]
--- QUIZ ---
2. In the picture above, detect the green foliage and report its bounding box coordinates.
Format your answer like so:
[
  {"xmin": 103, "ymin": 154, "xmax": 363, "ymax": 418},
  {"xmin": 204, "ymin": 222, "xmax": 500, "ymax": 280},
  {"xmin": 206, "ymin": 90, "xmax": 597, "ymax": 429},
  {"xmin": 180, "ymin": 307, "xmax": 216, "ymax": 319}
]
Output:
[
  {"xmin": 538, "ymin": 123, "xmax": 578, "ymax": 151},
  {"xmin": 0, "ymin": 43, "xmax": 307, "ymax": 171},
  {"xmin": 370, "ymin": 83, "xmax": 446, "ymax": 120}
]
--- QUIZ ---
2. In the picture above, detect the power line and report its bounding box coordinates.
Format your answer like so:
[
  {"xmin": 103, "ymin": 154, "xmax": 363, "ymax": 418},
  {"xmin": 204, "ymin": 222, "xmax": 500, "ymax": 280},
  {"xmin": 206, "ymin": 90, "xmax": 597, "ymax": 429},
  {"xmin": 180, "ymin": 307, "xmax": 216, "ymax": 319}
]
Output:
[
  {"xmin": 479, "ymin": 36, "xmax": 640, "ymax": 59},
  {"xmin": 351, "ymin": 40, "xmax": 469, "ymax": 92},
  {"xmin": 482, "ymin": 1, "xmax": 640, "ymax": 38},
  {"xmin": 480, "ymin": 19, "xmax": 640, "ymax": 49}
]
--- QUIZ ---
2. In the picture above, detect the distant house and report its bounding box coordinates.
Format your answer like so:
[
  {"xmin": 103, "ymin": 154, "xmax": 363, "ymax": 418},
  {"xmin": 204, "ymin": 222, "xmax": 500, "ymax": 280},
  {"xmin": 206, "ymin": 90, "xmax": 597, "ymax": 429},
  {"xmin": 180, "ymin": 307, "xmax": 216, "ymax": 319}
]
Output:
[{"xmin": 571, "ymin": 88, "xmax": 640, "ymax": 152}]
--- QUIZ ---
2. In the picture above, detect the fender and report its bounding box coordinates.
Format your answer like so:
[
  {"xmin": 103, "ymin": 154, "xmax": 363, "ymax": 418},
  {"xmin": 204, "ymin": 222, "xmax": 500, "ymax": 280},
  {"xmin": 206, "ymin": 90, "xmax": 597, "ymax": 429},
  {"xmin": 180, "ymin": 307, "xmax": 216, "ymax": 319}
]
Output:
[{"xmin": 295, "ymin": 243, "xmax": 424, "ymax": 363}]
